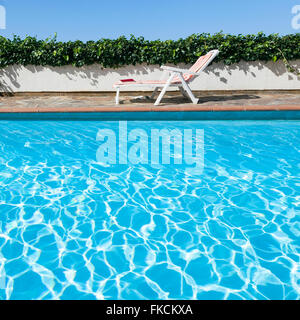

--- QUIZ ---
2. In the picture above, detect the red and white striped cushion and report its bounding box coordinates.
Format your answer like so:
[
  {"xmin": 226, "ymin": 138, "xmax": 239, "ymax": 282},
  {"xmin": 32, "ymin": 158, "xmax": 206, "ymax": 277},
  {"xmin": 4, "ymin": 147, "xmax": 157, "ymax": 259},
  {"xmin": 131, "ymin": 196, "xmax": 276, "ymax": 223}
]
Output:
[
  {"xmin": 183, "ymin": 52, "xmax": 213, "ymax": 81},
  {"xmin": 114, "ymin": 79, "xmax": 181, "ymax": 86},
  {"xmin": 115, "ymin": 52, "xmax": 214, "ymax": 86}
]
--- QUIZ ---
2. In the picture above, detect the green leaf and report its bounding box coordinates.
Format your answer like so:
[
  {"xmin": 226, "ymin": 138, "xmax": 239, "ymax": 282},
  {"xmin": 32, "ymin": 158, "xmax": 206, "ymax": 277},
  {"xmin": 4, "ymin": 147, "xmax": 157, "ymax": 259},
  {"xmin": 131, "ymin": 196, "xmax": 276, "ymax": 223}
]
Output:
[{"xmin": 0, "ymin": 33, "xmax": 298, "ymax": 69}]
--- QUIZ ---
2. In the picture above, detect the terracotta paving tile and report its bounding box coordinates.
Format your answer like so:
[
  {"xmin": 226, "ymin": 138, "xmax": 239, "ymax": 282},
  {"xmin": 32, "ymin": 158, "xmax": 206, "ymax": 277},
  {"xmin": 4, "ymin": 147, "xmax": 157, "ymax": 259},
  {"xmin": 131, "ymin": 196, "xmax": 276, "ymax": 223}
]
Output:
[{"xmin": 0, "ymin": 92, "xmax": 299, "ymax": 113}]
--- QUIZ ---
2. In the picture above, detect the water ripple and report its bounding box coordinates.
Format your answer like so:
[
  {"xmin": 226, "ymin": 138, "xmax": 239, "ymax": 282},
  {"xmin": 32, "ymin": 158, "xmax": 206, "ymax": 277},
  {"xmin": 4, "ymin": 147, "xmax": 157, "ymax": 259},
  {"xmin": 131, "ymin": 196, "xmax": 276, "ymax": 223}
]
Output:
[{"xmin": 0, "ymin": 120, "xmax": 299, "ymax": 300}]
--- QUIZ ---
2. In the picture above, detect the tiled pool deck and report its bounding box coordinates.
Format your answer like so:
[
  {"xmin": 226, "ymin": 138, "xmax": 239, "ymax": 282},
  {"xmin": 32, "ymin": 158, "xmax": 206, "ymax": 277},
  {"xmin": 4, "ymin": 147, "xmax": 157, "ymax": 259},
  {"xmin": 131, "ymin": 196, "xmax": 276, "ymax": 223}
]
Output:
[{"xmin": 0, "ymin": 91, "xmax": 299, "ymax": 112}]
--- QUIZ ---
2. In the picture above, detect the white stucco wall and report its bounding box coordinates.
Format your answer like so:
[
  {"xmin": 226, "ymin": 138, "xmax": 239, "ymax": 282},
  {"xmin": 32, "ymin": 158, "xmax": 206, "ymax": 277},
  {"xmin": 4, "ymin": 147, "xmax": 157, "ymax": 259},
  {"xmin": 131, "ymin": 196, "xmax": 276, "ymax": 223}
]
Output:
[{"xmin": 0, "ymin": 60, "xmax": 299, "ymax": 92}]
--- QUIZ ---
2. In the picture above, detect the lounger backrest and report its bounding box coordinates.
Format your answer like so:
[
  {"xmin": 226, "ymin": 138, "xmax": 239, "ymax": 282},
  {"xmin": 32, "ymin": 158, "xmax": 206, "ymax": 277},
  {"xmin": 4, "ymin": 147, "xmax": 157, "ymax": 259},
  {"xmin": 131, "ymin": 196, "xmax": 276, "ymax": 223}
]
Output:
[{"xmin": 183, "ymin": 50, "xmax": 219, "ymax": 82}]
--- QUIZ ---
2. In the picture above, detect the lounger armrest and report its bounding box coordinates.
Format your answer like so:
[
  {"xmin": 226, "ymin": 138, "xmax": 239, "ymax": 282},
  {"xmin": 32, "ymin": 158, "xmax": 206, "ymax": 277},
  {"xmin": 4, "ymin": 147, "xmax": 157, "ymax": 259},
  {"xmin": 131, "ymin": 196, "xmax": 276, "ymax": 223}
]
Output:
[{"xmin": 161, "ymin": 65, "xmax": 199, "ymax": 75}]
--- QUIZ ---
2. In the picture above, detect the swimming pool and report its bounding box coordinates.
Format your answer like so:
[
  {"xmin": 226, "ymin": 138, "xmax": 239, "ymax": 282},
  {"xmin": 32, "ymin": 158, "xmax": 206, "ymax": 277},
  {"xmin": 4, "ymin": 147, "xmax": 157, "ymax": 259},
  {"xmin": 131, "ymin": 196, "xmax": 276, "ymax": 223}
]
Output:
[{"xmin": 0, "ymin": 113, "xmax": 299, "ymax": 300}]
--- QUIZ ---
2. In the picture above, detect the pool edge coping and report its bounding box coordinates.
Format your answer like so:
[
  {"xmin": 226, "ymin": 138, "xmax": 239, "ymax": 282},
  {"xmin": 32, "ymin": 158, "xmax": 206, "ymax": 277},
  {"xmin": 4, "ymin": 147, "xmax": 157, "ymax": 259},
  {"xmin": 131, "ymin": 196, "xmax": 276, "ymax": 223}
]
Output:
[{"xmin": 1, "ymin": 104, "xmax": 300, "ymax": 113}]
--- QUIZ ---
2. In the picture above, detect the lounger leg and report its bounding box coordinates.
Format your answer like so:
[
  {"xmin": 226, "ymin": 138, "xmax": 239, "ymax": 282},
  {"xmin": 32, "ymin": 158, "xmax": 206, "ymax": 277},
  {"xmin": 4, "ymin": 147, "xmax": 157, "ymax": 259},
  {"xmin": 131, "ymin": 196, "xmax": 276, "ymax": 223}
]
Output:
[
  {"xmin": 179, "ymin": 86, "xmax": 189, "ymax": 99},
  {"xmin": 115, "ymin": 87, "xmax": 120, "ymax": 105},
  {"xmin": 150, "ymin": 87, "xmax": 159, "ymax": 99},
  {"xmin": 177, "ymin": 74, "xmax": 199, "ymax": 104},
  {"xmin": 154, "ymin": 73, "xmax": 175, "ymax": 106}
]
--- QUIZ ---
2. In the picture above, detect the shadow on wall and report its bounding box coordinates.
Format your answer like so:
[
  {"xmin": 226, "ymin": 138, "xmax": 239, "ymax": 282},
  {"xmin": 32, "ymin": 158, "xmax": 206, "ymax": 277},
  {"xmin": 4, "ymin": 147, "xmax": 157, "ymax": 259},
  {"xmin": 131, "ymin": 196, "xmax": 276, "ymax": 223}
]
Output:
[
  {"xmin": 0, "ymin": 63, "xmax": 154, "ymax": 93},
  {"xmin": 0, "ymin": 65, "xmax": 22, "ymax": 94},
  {"xmin": 208, "ymin": 60, "xmax": 300, "ymax": 84},
  {"xmin": 0, "ymin": 64, "xmax": 102, "ymax": 93},
  {"xmin": 0, "ymin": 60, "xmax": 299, "ymax": 93}
]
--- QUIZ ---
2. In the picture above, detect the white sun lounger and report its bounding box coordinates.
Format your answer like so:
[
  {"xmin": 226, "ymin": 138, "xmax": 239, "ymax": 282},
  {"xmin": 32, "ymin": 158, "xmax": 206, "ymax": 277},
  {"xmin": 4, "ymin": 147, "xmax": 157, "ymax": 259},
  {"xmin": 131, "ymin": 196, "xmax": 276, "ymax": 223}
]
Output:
[{"xmin": 113, "ymin": 49, "xmax": 219, "ymax": 106}]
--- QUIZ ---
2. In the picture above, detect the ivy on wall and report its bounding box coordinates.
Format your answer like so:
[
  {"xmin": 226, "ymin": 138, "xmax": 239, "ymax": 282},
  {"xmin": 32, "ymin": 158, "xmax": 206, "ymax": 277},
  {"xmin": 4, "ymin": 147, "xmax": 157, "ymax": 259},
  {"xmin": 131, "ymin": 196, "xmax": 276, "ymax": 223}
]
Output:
[{"xmin": 0, "ymin": 32, "xmax": 299, "ymax": 69}]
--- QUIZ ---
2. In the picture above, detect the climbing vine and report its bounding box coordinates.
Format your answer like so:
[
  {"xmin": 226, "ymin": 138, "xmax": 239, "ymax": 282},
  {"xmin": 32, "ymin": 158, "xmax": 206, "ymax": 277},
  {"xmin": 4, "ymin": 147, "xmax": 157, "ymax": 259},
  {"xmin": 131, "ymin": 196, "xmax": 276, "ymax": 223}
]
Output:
[{"xmin": 0, "ymin": 32, "xmax": 299, "ymax": 70}]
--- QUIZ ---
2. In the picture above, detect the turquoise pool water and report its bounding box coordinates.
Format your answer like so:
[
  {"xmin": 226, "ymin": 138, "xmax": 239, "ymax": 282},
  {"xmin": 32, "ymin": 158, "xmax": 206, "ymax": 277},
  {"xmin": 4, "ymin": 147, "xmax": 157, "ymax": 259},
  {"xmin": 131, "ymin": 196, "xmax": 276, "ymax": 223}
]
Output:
[{"xmin": 0, "ymin": 118, "xmax": 299, "ymax": 300}]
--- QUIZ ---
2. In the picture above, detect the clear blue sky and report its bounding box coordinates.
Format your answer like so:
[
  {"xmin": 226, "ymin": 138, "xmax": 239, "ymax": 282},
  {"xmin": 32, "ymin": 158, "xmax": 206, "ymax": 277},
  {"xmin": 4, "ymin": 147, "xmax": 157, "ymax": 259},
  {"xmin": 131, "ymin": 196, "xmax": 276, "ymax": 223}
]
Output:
[{"xmin": 0, "ymin": 0, "xmax": 298, "ymax": 41}]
